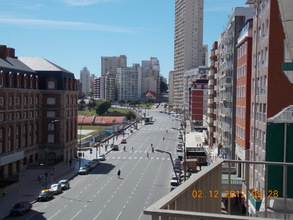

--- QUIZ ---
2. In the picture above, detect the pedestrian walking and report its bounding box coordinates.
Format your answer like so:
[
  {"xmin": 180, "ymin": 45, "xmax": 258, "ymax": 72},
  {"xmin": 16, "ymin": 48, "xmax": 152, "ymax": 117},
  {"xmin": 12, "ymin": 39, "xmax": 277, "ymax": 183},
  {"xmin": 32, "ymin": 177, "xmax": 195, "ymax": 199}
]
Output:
[
  {"xmin": 117, "ymin": 169, "xmax": 121, "ymax": 178},
  {"xmin": 1, "ymin": 187, "xmax": 6, "ymax": 198},
  {"xmin": 132, "ymin": 147, "xmax": 134, "ymax": 152},
  {"xmin": 69, "ymin": 159, "xmax": 72, "ymax": 167},
  {"xmin": 147, "ymin": 152, "xmax": 149, "ymax": 159}
]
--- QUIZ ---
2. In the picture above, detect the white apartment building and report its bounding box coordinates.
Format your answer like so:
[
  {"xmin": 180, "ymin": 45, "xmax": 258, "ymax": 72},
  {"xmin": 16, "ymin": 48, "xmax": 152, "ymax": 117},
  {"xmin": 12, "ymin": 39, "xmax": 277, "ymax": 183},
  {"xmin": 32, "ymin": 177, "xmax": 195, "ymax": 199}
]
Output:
[
  {"xmin": 216, "ymin": 7, "xmax": 252, "ymax": 159},
  {"xmin": 116, "ymin": 64, "xmax": 142, "ymax": 101},
  {"xmin": 141, "ymin": 57, "xmax": 160, "ymax": 99},
  {"xmin": 80, "ymin": 66, "xmax": 91, "ymax": 96},
  {"xmin": 172, "ymin": 0, "xmax": 204, "ymax": 110}
]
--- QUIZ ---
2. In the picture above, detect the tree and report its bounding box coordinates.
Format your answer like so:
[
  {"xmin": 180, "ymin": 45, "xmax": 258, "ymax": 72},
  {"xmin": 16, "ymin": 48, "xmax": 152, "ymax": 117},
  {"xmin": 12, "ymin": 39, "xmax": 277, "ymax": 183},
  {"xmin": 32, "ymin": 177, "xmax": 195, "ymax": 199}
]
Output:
[
  {"xmin": 78, "ymin": 99, "xmax": 86, "ymax": 111},
  {"xmin": 160, "ymin": 81, "xmax": 168, "ymax": 93},
  {"xmin": 87, "ymin": 98, "xmax": 97, "ymax": 111},
  {"xmin": 95, "ymin": 100, "xmax": 111, "ymax": 116}
]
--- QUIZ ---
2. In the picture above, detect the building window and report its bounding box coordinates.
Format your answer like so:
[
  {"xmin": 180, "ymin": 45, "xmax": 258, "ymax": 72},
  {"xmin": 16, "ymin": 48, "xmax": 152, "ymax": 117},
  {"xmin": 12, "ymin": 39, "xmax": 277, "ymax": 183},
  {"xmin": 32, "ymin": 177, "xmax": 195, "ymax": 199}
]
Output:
[
  {"xmin": 48, "ymin": 134, "xmax": 55, "ymax": 143},
  {"xmin": 0, "ymin": 114, "xmax": 3, "ymax": 121},
  {"xmin": 23, "ymin": 112, "xmax": 27, "ymax": 119},
  {"xmin": 47, "ymin": 97, "xmax": 56, "ymax": 105},
  {"xmin": 24, "ymin": 97, "xmax": 27, "ymax": 105},
  {"xmin": 9, "ymin": 113, "xmax": 12, "ymax": 121},
  {"xmin": 16, "ymin": 97, "xmax": 20, "ymax": 105},
  {"xmin": 0, "ymin": 143, "xmax": 2, "ymax": 153},
  {"xmin": 48, "ymin": 123, "xmax": 55, "ymax": 131},
  {"xmin": 47, "ymin": 111, "xmax": 56, "ymax": 118},
  {"xmin": 8, "ymin": 97, "xmax": 13, "ymax": 105},
  {"xmin": 0, "ymin": 128, "xmax": 2, "ymax": 138},
  {"xmin": 16, "ymin": 112, "xmax": 20, "ymax": 120},
  {"xmin": 35, "ymin": 97, "xmax": 39, "ymax": 105},
  {"xmin": 48, "ymin": 81, "xmax": 56, "ymax": 89},
  {"xmin": 0, "ymin": 77, "xmax": 4, "ymax": 87},
  {"xmin": 0, "ymin": 97, "xmax": 4, "ymax": 105}
]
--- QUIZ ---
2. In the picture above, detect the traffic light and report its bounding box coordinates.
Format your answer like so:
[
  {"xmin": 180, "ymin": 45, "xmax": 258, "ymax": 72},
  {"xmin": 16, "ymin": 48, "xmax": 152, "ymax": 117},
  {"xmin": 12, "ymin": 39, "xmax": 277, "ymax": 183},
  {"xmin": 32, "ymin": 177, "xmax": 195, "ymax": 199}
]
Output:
[{"xmin": 90, "ymin": 149, "xmax": 93, "ymax": 154}]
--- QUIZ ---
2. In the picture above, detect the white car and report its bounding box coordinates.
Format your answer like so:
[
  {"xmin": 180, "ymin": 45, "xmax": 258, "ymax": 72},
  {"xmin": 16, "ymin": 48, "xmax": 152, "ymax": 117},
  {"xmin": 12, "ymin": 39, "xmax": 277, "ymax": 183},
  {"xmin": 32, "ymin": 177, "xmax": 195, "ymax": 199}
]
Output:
[
  {"xmin": 50, "ymin": 183, "xmax": 62, "ymax": 194},
  {"xmin": 58, "ymin": 180, "xmax": 70, "ymax": 190}
]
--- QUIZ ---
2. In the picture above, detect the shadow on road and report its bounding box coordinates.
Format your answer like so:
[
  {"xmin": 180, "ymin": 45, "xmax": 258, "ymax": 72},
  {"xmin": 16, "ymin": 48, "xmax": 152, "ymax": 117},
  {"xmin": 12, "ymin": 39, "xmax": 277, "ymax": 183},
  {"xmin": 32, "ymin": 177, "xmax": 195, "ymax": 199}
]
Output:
[{"xmin": 90, "ymin": 163, "xmax": 115, "ymax": 175}]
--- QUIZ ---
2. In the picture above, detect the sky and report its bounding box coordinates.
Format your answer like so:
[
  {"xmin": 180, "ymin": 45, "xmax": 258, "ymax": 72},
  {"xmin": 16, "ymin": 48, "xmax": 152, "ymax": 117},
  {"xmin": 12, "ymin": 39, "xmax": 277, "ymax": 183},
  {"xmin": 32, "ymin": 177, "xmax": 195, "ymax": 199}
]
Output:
[{"xmin": 0, "ymin": 0, "xmax": 247, "ymax": 80}]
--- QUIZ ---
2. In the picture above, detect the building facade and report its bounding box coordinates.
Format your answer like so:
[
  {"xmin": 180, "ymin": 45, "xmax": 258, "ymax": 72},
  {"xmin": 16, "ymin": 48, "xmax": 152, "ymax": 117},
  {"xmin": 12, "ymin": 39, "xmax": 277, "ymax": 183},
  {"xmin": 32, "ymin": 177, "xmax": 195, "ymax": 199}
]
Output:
[
  {"xmin": 116, "ymin": 64, "xmax": 142, "ymax": 101},
  {"xmin": 216, "ymin": 7, "xmax": 253, "ymax": 159},
  {"xmin": 80, "ymin": 67, "xmax": 91, "ymax": 96},
  {"xmin": 0, "ymin": 45, "xmax": 78, "ymax": 182},
  {"xmin": 172, "ymin": 0, "xmax": 204, "ymax": 109},
  {"xmin": 245, "ymin": 0, "xmax": 293, "ymax": 215},
  {"xmin": 101, "ymin": 55, "xmax": 127, "ymax": 76},
  {"xmin": 235, "ymin": 19, "xmax": 253, "ymax": 180}
]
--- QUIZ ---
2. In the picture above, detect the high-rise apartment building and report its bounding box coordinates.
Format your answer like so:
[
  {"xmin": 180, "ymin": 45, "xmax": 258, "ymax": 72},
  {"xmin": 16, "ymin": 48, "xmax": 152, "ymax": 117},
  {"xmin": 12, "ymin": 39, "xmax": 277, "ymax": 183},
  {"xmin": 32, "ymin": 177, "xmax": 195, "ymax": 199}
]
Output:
[
  {"xmin": 141, "ymin": 57, "xmax": 160, "ymax": 99},
  {"xmin": 116, "ymin": 64, "xmax": 142, "ymax": 101},
  {"xmin": 216, "ymin": 7, "xmax": 252, "ymax": 159},
  {"xmin": 101, "ymin": 55, "xmax": 127, "ymax": 76},
  {"xmin": 80, "ymin": 67, "xmax": 91, "ymax": 96},
  {"xmin": 172, "ymin": 0, "xmax": 204, "ymax": 109}
]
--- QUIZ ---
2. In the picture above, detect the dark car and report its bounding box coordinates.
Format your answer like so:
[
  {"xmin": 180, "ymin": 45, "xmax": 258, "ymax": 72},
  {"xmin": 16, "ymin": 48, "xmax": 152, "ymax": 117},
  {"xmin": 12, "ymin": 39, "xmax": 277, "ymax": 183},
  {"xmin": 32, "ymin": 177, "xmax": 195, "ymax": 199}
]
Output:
[
  {"xmin": 112, "ymin": 145, "xmax": 119, "ymax": 151},
  {"xmin": 37, "ymin": 189, "xmax": 54, "ymax": 201},
  {"xmin": 10, "ymin": 201, "xmax": 32, "ymax": 216}
]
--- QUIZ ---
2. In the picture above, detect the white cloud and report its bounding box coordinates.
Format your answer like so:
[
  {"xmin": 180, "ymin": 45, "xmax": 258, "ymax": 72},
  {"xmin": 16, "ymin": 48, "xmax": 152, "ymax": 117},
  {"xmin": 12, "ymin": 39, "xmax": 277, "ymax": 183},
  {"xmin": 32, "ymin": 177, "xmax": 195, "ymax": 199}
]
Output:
[
  {"xmin": 63, "ymin": 0, "xmax": 114, "ymax": 6},
  {"xmin": 0, "ymin": 17, "xmax": 139, "ymax": 33}
]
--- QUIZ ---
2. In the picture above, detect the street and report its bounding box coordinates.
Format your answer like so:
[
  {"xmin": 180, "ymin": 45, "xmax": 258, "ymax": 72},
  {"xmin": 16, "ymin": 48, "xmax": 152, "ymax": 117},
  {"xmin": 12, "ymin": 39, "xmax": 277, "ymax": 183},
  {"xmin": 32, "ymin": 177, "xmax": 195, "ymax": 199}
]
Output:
[{"xmin": 7, "ymin": 107, "xmax": 182, "ymax": 220}]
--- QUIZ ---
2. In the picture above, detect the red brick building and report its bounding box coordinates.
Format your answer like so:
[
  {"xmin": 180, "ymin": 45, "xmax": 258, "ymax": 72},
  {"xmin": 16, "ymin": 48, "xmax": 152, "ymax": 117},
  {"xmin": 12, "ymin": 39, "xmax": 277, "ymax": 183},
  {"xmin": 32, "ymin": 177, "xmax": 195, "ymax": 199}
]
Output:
[
  {"xmin": 235, "ymin": 19, "xmax": 253, "ymax": 178},
  {"xmin": 0, "ymin": 45, "xmax": 78, "ymax": 183},
  {"xmin": 189, "ymin": 79, "xmax": 208, "ymax": 127}
]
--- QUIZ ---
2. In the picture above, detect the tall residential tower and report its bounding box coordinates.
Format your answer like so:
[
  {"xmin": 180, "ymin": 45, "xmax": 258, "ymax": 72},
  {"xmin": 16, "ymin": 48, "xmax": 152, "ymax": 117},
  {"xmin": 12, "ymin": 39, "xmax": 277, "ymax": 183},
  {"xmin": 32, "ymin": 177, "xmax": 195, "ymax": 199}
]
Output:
[{"xmin": 171, "ymin": 0, "xmax": 204, "ymax": 109}]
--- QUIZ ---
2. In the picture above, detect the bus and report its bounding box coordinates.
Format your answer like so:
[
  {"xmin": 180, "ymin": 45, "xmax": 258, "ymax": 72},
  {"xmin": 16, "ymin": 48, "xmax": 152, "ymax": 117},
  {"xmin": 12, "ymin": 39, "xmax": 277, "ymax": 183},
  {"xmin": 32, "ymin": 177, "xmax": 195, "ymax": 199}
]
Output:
[{"xmin": 144, "ymin": 116, "xmax": 153, "ymax": 125}]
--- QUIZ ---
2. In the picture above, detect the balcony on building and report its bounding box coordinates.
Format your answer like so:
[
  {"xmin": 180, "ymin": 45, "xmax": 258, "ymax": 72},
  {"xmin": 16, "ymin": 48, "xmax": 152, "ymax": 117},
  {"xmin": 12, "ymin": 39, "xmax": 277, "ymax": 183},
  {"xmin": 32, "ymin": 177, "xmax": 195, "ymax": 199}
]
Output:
[{"xmin": 145, "ymin": 159, "xmax": 293, "ymax": 219}]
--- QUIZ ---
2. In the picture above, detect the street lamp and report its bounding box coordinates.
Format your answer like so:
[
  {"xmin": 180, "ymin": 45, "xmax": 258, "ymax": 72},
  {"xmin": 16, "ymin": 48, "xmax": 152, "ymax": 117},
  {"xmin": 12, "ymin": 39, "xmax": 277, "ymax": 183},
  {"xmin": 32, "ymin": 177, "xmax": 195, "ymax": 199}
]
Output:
[
  {"xmin": 79, "ymin": 116, "xmax": 86, "ymax": 169},
  {"xmin": 172, "ymin": 127, "xmax": 187, "ymax": 181},
  {"xmin": 155, "ymin": 149, "xmax": 180, "ymax": 185}
]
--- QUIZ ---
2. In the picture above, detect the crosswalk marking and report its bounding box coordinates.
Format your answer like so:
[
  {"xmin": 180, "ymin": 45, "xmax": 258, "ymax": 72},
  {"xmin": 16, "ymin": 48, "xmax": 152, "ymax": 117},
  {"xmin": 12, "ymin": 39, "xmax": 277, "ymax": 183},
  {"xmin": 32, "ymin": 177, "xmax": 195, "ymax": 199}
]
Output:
[{"xmin": 106, "ymin": 156, "xmax": 170, "ymax": 160}]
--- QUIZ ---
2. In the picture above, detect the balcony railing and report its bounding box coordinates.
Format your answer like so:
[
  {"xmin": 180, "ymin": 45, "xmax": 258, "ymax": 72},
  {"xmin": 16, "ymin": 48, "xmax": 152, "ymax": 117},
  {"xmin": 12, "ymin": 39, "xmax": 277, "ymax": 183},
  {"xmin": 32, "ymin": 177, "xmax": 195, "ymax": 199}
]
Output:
[{"xmin": 144, "ymin": 160, "xmax": 293, "ymax": 220}]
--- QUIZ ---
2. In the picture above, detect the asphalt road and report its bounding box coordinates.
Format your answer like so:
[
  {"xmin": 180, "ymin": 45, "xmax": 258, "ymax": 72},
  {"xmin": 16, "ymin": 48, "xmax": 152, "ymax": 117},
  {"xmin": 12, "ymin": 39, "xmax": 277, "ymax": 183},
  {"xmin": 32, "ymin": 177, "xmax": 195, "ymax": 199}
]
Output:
[{"xmin": 8, "ymin": 107, "xmax": 182, "ymax": 220}]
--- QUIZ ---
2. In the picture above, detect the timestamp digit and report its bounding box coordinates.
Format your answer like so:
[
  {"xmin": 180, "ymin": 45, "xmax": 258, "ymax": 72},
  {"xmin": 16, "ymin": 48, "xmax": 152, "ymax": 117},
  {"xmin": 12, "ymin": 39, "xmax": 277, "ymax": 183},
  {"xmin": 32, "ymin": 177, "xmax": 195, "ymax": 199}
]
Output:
[
  {"xmin": 268, "ymin": 190, "xmax": 278, "ymax": 198},
  {"xmin": 209, "ymin": 190, "xmax": 219, "ymax": 198},
  {"xmin": 192, "ymin": 190, "xmax": 203, "ymax": 198}
]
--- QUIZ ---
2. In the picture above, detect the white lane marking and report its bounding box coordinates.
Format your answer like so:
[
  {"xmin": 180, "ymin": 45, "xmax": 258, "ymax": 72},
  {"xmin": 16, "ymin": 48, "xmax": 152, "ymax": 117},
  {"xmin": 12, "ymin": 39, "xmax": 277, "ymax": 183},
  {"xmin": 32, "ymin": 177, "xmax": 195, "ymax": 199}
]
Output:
[
  {"xmin": 115, "ymin": 211, "xmax": 122, "ymax": 220},
  {"xmin": 93, "ymin": 210, "xmax": 102, "ymax": 220},
  {"xmin": 48, "ymin": 210, "xmax": 61, "ymax": 220},
  {"xmin": 138, "ymin": 212, "xmax": 143, "ymax": 220},
  {"xmin": 70, "ymin": 210, "xmax": 82, "ymax": 220}
]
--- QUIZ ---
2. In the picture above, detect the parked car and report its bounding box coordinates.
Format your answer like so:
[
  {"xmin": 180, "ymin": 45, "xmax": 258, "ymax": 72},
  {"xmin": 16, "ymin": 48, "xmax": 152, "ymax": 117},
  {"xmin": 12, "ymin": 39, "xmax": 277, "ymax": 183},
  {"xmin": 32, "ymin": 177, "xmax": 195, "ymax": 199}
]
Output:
[
  {"xmin": 58, "ymin": 179, "xmax": 70, "ymax": 190},
  {"xmin": 176, "ymin": 145, "xmax": 183, "ymax": 152},
  {"xmin": 112, "ymin": 145, "xmax": 119, "ymax": 151},
  {"xmin": 121, "ymin": 139, "xmax": 127, "ymax": 144},
  {"xmin": 78, "ymin": 166, "xmax": 89, "ymax": 175},
  {"xmin": 89, "ymin": 160, "xmax": 98, "ymax": 168},
  {"xmin": 10, "ymin": 201, "xmax": 32, "ymax": 216},
  {"xmin": 97, "ymin": 154, "xmax": 106, "ymax": 161},
  {"xmin": 50, "ymin": 183, "xmax": 63, "ymax": 194},
  {"xmin": 37, "ymin": 189, "xmax": 54, "ymax": 201},
  {"xmin": 170, "ymin": 176, "xmax": 180, "ymax": 186},
  {"xmin": 92, "ymin": 158, "xmax": 101, "ymax": 164}
]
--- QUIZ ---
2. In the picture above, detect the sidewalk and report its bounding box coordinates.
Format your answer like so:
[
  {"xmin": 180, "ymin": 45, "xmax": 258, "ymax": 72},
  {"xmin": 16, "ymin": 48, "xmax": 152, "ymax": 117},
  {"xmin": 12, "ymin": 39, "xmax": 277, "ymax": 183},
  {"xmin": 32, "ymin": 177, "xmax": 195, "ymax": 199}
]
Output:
[{"xmin": 0, "ymin": 122, "xmax": 143, "ymax": 220}]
